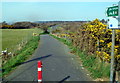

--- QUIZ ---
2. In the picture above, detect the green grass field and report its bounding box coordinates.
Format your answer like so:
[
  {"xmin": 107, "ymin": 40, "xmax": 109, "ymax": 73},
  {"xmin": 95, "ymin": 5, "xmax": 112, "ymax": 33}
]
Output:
[
  {"xmin": 1, "ymin": 28, "xmax": 42, "ymax": 77},
  {"xmin": 2, "ymin": 29, "xmax": 42, "ymax": 53}
]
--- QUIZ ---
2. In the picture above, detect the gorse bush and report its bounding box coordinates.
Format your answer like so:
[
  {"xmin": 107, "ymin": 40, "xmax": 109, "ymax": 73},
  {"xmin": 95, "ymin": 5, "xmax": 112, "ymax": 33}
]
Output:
[
  {"xmin": 52, "ymin": 19, "xmax": 120, "ymax": 63},
  {"xmin": 51, "ymin": 19, "xmax": 120, "ymax": 79}
]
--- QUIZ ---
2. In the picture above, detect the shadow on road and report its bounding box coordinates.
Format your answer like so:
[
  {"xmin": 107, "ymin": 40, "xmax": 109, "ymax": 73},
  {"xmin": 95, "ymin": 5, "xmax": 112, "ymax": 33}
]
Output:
[
  {"xmin": 21, "ymin": 54, "xmax": 52, "ymax": 65},
  {"xmin": 2, "ymin": 54, "xmax": 52, "ymax": 74},
  {"xmin": 59, "ymin": 76, "xmax": 70, "ymax": 83},
  {"xmin": 3, "ymin": 54, "xmax": 52, "ymax": 82}
]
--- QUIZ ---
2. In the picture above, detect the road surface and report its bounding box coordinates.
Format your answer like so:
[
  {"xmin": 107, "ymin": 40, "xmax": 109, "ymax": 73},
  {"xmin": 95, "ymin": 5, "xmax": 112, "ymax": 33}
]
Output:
[{"xmin": 3, "ymin": 35, "xmax": 92, "ymax": 82}]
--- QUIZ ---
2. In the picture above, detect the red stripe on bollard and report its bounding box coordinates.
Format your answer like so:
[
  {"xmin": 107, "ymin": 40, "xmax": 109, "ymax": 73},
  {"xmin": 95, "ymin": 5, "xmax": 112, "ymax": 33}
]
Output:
[
  {"xmin": 38, "ymin": 61, "xmax": 42, "ymax": 68},
  {"xmin": 38, "ymin": 61, "xmax": 42, "ymax": 83}
]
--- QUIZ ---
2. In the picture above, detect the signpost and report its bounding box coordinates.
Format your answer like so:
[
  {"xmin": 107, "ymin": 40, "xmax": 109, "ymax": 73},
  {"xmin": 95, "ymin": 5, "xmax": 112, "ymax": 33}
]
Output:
[
  {"xmin": 108, "ymin": 17, "xmax": 119, "ymax": 29},
  {"xmin": 106, "ymin": 2, "xmax": 120, "ymax": 83},
  {"xmin": 107, "ymin": 5, "xmax": 119, "ymax": 29},
  {"xmin": 119, "ymin": 1, "xmax": 120, "ymax": 29},
  {"xmin": 106, "ymin": 6, "xmax": 118, "ymax": 17}
]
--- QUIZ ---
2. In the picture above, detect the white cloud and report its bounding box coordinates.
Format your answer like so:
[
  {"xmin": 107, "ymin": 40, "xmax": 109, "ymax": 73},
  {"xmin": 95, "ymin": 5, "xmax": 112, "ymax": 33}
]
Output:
[{"xmin": 1, "ymin": 0, "xmax": 120, "ymax": 2}]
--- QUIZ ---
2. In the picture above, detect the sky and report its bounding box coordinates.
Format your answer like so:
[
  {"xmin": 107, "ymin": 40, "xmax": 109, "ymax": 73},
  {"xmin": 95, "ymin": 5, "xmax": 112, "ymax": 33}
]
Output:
[
  {"xmin": 1, "ymin": 0, "xmax": 120, "ymax": 2},
  {"xmin": 1, "ymin": 1, "xmax": 119, "ymax": 23}
]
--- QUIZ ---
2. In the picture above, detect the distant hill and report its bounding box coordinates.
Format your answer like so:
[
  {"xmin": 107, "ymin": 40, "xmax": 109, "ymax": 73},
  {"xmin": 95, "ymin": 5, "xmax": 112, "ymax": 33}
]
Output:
[
  {"xmin": 0, "ymin": 21, "xmax": 39, "ymax": 29},
  {"xmin": 34, "ymin": 21, "xmax": 87, "ymax": 23},
  {"xmin": 0, "ymin": 20, "xmax": 88, "ymax": 29}
]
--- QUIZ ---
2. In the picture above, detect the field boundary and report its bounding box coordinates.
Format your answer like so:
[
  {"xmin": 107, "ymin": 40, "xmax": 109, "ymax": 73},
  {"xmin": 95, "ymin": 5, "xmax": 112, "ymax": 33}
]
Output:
[{"xmin": 2, "ymin": 35, "xmax": 40, "ymax": 77}]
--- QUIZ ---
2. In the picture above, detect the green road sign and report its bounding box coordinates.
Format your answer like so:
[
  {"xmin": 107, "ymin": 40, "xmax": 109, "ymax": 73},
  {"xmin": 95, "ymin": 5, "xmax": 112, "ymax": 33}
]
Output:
[{"xmin": 106, "ymin": 6, "xmax": 118, "ymax": 17}]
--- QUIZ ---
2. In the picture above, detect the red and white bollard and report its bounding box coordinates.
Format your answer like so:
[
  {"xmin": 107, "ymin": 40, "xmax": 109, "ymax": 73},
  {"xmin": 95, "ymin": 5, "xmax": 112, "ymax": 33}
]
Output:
[{"xmin": 38, "ymin": 61, "xmax": 42, "ymax": 83}]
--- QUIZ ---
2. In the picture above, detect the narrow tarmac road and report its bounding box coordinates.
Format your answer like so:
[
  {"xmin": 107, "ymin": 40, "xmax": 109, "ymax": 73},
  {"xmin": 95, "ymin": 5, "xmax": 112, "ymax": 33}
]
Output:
[{"xmin": 3, "ymin": 35, "xmax": 92, "ymax": 82}]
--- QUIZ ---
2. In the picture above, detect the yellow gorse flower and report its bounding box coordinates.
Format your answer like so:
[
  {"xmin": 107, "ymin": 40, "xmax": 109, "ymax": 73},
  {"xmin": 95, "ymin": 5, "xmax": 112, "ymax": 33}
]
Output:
[{"xmin": 100, "ymin": 40, "xmax": 104, "ymax": 43}]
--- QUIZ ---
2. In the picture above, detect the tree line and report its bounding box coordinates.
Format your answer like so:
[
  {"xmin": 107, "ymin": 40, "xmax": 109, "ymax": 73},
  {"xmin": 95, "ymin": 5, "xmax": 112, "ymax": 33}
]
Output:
[{"xmin": 0, "ymin": 21, "xmax": 58, "ymax": 29}]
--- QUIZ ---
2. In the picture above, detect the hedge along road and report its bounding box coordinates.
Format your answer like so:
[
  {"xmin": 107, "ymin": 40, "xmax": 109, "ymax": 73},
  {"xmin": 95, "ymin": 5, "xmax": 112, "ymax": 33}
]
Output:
[{"xmin": 3, "ymin": 35, "xmax": 92, "ymax": 82}]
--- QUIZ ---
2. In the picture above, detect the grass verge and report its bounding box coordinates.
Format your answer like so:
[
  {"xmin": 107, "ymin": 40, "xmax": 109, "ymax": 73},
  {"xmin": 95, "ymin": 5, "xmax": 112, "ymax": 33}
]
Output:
[
  {"xmin": 50, "ymin": 34, "xmax": 110, "ymax": 80},
  {"xmin": 2, "ymin": 36, "xmax": 40, "ymax": 77}
]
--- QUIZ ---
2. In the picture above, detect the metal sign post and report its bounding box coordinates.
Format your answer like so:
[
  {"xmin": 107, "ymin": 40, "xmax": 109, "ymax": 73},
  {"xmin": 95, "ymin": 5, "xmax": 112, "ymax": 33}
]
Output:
[
  {"xmin": 110, "ymin": 29, "xmax": 115, "ymax": 83},
  {"xmin": 106, "ymin": 2, "xmax": 120, "ymax": 83},
  {"xmin": 118, "ymin": 2, "xmax": 120, "ymax": 83},
  {"xmin": 119, "ymin": 1, "xmax": 120, "ymax": 29}
]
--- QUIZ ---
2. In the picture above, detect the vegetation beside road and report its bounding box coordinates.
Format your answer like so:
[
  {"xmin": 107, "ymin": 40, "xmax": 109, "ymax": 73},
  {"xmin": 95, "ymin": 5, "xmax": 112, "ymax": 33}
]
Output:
[
  {"xmin": 49, "ymin": 19, "xmax": 119, "ymax": 80},
  {"xmin": 1, "ymin": 29, "xmax": 42, "ymax": 77},
  {"xmin": 2, "ymin": 36, "xmax": 40, "ymax": 77}
]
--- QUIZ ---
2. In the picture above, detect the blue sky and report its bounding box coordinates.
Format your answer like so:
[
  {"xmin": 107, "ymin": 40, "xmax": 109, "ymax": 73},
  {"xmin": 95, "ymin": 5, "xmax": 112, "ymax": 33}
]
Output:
[
  {"xmin": 1, "ymin": 2, "xmax": 118, "ymax": 23},
  {"xmin": 1, "ymin": 0, "xmax": 120, "ymax": 2}
]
